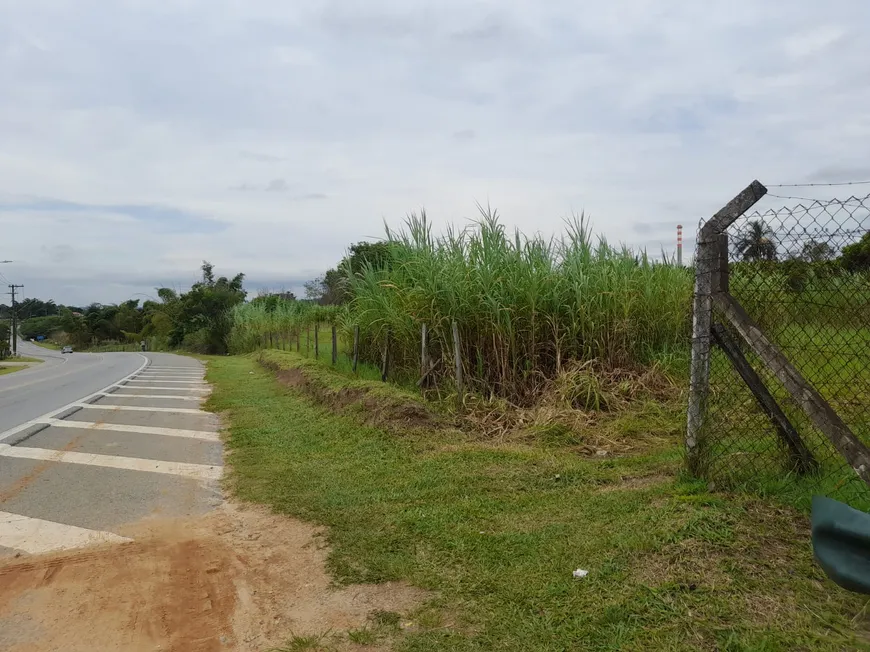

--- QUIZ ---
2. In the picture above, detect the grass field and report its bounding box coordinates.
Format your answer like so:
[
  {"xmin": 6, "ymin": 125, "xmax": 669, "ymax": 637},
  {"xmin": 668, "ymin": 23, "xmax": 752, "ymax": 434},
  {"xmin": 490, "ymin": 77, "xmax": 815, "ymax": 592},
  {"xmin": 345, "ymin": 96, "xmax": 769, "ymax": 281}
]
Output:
[
  {"xmin": 0, "ymin": 356, "xmax": 44, "ymax": 376},
  {"xmin": 703, "ymin": 322, "xmax": 870, "ymax": 511},
  {"xmin": 205, "ymin": 351, "xmax": 870, "ymax": 651}
]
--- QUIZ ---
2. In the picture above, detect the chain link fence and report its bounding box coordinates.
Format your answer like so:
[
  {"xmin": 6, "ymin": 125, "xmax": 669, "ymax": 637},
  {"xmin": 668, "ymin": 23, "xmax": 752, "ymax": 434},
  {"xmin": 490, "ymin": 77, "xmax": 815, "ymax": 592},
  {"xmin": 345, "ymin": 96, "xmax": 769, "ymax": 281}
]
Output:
[{"xmin": 691, "ymin": 185, "xmax": 870, "ymax": 510}]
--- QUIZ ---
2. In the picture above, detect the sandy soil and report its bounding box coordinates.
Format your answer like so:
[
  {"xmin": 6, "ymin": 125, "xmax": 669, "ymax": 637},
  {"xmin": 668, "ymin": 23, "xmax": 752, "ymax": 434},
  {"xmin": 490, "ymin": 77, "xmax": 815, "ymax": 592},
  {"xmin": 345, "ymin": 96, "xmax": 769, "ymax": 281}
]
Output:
[{"xmin": 0, "ymin": 503, "xmax": 429, "ymax": 652}]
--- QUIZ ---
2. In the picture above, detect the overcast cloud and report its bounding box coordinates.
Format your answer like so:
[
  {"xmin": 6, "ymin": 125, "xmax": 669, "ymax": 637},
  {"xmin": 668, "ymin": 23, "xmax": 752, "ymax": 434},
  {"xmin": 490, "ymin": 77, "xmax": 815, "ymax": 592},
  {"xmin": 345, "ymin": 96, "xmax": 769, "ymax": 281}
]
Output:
[{"xmin": 1, "ymin": 0, "xmax": 869, "ymax": 304}]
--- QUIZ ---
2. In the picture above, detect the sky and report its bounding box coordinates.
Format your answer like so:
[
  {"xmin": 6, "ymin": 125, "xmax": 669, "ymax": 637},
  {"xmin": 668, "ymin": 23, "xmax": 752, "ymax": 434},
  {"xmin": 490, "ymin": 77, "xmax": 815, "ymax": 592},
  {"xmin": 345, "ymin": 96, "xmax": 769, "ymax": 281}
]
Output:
[{"xmin": 2, "ymin": 0, "xmax": 870, "ymax": 305}]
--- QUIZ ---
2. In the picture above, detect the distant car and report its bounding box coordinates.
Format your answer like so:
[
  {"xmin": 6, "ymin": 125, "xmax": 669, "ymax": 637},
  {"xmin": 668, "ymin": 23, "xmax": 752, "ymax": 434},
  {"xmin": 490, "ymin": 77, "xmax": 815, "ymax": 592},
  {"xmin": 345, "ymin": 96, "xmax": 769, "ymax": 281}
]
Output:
[{"xmin": 61, "ymin": 346, "xmax": 73, "ymax": 354}]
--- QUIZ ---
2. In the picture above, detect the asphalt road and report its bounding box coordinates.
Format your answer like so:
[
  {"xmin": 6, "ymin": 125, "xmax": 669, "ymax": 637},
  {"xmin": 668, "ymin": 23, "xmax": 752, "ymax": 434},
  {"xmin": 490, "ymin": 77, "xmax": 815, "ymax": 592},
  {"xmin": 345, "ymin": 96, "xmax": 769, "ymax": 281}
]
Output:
[
  {"xmin": 0, "ymin": 351, "xmax": 222, "ymax": 561},
  {"xmin": 0, "ymin": 340, "xmax": 144, "ymax": 434}
]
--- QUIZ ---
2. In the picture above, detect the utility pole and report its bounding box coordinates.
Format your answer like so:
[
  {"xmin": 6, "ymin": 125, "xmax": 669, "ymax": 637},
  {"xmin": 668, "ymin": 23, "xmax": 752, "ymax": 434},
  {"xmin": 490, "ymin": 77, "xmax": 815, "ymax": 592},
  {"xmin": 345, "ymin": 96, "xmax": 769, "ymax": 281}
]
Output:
[{"xmin": 8, "ymin": 284, "xmax": 23, "ymax": 356}]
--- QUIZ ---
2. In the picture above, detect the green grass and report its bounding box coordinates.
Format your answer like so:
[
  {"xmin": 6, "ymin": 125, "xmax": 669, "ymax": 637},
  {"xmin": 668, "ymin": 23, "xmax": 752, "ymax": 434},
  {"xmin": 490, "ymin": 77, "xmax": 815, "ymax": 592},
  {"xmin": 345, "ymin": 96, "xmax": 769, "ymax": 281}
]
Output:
[
  {"xmin": 703, "ymin": 322, "xmax": 870, "ymax": 510},
  {"xmin": 346, "ymin": 212, "xmax": 693, "ymax": 403},
  {"xmin": 206, "ymin": 354, "xmax": 870, "ymax": 651},
  {"xmin": 32, "ymin": 340, "xmax": 62, "ymax": 350},
  {"xmin": 0, "ymin": 355, "xmax": 43, "ymax": 374}
]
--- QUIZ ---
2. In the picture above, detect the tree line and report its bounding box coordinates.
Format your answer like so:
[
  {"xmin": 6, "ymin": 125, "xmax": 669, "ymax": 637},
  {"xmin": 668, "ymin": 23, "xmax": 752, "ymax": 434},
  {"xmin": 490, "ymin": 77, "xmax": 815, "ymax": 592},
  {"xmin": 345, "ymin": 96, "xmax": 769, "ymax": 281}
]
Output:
[
  {"xmin": 736, "ymin": 219, "xmax": 870, "ymax": 271},
  {"xmin": 14, "ymin": 262, "xmax": 246, "ymax": 354}
]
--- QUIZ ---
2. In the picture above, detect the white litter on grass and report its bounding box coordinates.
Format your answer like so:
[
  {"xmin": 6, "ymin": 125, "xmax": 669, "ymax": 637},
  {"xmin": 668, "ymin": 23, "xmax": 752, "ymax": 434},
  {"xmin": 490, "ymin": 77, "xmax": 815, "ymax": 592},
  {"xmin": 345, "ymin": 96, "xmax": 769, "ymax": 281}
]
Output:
[{"xmin": 572, "ymin": 569, "xmax": 589, "ymax": 579}]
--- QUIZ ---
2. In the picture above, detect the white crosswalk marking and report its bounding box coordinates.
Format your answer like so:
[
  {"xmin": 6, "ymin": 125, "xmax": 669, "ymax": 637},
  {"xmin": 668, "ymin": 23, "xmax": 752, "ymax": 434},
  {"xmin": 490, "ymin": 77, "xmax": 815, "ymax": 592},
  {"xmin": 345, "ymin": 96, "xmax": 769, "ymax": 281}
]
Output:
[
  {"xmin": 0, "ymin": 444, "xmax": 222, "ymax": 480},
  {"xmin": 116, "ymin": 384, "xmax": 209, "ymax": 392},
  {"xmin": 0, "ymin": 511, "xmax": 132, "ymax": 554},
  {"xmin": 137, "ymin": 374, "xmax": 204, "ymax": 378},
  {"xmin": 147, "ymin": 367, "xmax": 204, "ymax": 371},
  {"xmin": 39, "ymin": 418, "xmax": 220, "ymax": 441},
  {"xmin": 126, "ymin": 379, "xmax": 206, "ymax": 384},
  {"xmin": 0, "ymin": 355, "xmax": 221, "ymax": 557},
  {"xmin": 76, "ymin": 403, "xmax": 205, "ymax": 415},
  {"xmin": 98, "ymin": 392, "xmax": 202, "ymax": 401}
]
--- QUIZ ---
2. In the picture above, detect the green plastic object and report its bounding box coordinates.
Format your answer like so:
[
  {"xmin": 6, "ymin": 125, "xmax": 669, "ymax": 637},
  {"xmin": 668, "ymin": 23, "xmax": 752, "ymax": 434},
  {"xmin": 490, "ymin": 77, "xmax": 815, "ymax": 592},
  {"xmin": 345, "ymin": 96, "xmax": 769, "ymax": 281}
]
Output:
[{"xmin": 812, "ymin": 496, "xmax": 870, "ymax": 594}]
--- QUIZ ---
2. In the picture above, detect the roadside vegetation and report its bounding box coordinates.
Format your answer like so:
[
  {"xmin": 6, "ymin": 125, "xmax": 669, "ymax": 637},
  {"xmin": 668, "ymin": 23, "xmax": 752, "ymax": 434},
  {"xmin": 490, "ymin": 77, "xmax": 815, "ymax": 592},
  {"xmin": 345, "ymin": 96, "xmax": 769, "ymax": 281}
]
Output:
[
  {"xmin": 11, "ymin": 262, "xmax": 246, "ymax": 354},
  {"xmin": 206, "ymin": 352, "xmax": 870, "ymax": 650},
  {"xmin": 207, "ymin": 213, "xmax": 870, "ymax": 649},
  {"xmin": 5, "ymin": 205, "xmax": 870, "ymax": 647},
  {"xmin": 0, "ymin": 355, "xmax": 43, "ymax": 376}
]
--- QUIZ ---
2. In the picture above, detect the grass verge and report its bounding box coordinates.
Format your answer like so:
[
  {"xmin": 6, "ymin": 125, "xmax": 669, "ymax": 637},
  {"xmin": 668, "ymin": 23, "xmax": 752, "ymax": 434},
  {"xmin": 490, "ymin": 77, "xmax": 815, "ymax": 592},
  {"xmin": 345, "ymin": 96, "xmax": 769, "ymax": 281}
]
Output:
[
  {"xmin": 0, "ymin": 357, "xmax": 43, "ymax": 375},
  {"xmin": 206, "ymin": 353, "xmax": 870, "ymax": 651},
  {"xmin": 32, "ymin": 341, "xmax": 62, "ymax": 350}
]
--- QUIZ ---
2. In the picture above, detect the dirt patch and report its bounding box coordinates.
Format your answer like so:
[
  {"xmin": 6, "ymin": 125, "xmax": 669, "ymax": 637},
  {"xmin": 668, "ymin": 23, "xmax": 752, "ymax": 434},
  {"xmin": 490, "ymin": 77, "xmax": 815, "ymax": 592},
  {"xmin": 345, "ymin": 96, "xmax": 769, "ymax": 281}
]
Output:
[
  {"xmin": 595, "ymin": 474, "xmax": 672, "ymax": 493},
  {"xmin": 0, "ymin": 503, "xmax": 431, "ymax": 652},
  {"xmin": 266, "ymin": 357, "xmax": 447, "ymax": 435},
  {"xmin": 275, "ymin": 367, "xmax": 308, "ymax": 389}
]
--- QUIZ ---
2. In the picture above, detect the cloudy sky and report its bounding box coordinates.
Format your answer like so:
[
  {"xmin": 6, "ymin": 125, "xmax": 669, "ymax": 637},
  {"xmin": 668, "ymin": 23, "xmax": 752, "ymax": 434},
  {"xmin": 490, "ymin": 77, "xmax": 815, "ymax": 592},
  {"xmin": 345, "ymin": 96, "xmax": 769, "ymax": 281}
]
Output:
[{"xmin": 2, "ymin": 1, "xmax": 869, "ymax": 305}]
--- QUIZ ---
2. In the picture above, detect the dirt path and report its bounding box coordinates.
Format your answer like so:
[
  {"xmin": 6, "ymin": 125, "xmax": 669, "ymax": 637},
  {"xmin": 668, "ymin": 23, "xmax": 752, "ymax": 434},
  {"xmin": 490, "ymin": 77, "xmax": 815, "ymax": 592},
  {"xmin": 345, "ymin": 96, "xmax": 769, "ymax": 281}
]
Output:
[{"xmin": 0, "ymin": 503, "xmax": 429, "ymax": 651}]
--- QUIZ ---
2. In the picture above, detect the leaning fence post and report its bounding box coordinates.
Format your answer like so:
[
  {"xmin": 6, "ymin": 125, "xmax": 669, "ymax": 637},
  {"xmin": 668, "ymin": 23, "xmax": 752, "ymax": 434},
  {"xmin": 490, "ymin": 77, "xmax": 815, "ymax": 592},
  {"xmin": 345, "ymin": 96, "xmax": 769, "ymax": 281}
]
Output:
[
  {"xmin": 715, "ymin": 291, "xmax": 870, "ymax": 487},
  {"xmin": 452, "ymin": 320, "xmax": 463, "ymax": 407},
  {"xmin": 352, "ymin": 325, "xmax": 360, "ymax": 373},
  {"xmin": 331, "ymin": 325, "xmax": 337, "ymax": 365},
  {"xmin": 711, "ymin": 322, "xmax": 818, "ymax": 474},
  {"xmin": 687, "ymin": 181, "xmax": 768, "ymax": 474},
  {"xmin": 381, "ymin": 329, "xmax": 391, "ymax": 382}
]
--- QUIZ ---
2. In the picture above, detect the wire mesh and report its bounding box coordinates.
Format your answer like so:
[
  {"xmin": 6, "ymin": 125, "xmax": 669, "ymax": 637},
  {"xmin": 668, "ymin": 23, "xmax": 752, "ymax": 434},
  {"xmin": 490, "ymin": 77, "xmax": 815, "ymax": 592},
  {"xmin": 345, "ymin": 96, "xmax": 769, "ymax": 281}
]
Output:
[{"xmin": 700, "ymin": 193, "xmax": 870, "ymax": 510}]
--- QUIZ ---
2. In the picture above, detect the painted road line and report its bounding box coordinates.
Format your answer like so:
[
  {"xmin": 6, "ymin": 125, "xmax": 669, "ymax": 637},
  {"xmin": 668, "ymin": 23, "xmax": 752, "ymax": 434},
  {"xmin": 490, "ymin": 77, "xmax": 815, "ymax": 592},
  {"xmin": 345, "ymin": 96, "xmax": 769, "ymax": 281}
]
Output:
[
  {"xmin": 136, "ymin": 374, "xmax": 204, "ymax": 378},
  {"xmin": 0, "ymin": 511, "xmax": 132, "ymax": 554},
  {"xmin": 75, "ymin": 403, "xmax": 205, "ymax": 415},
  {"xmin": 117, "ymin": 385, "xmax": 209, "ymax": 392},
  {"xmin": 0, "ymin": 444, "xmax": 222, "ymax": 480},
  {"xmin": 39, "ymin": 418, "xmax": 220, "ymax": 441},
  {"xmin": 134, "ymin": 377, "xmax": 204, "ymax": 382},
  {"xmin": 147, "ymin": 367, "xmax": 205, "ymax": 371},
  {"xmin": 97, "ymin": 392, "xmax": 202, "ymax": 401},
  {"xmin": 128, "ymin": 378, "xmax": 205, "ymax": 383},
  {"xmin": 0, "ymin": 354, "xmax": 149, "ymax": 445},
  {"xmin": 125, "ymin": 378, "xmax": 208, "ymax": 389}
]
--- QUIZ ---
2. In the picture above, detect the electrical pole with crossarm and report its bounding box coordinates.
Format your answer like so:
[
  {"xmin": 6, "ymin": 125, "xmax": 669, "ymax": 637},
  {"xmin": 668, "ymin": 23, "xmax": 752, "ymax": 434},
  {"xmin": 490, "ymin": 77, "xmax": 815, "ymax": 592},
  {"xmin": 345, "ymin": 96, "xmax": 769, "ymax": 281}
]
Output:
[{"xmin": 8, "ymin": 284, "xmax": 24, "ymax": 356}]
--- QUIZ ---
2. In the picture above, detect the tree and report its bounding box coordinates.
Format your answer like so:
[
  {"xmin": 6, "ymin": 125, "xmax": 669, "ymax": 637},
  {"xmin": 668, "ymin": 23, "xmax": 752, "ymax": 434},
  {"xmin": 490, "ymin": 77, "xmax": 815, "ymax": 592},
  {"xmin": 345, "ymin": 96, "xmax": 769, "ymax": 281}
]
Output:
[
  {"xmin": 19, "ymin": 315, "xmax": 63, "ymax": 340},
  {"xmin": 165, "ymin": 261, "xmax": 246, "ymax": 353},
  {"xmin": 306, "ymin": 241, "xmax": 396, "ymax": 306},
  {"xmin": 304, "ymin": 276, "xmax": 327, "ymax": 302},
  {"xmin": 801, "ymin": 239, "xmax": 835, "ymax": 263},
  {"xmin": 736, "ymin": 220, "xmax": 778, "ymax": 262},
  {"xmin": 839, "ymin": 231, "xmax": 870, "ymax": 273},
  {"xmin": 0, "ymin": 322, "xmax": 10, "ymax": 359}
]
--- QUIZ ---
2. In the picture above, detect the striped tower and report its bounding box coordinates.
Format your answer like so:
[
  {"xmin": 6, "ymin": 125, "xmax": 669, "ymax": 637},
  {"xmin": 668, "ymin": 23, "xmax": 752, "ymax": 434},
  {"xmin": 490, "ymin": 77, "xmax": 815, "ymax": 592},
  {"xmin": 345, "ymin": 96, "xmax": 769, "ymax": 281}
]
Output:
[{"xmin": 677, "ymin": 224, "xmax": 683, "ymax": 267}]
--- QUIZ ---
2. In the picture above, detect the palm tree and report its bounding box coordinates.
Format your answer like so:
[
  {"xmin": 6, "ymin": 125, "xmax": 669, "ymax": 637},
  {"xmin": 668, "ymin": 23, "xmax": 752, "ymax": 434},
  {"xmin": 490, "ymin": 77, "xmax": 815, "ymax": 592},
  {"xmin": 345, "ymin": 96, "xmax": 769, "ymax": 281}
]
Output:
[{"xmin": 736, "ymin": 220, "xmax": 778, "ymax": 262}]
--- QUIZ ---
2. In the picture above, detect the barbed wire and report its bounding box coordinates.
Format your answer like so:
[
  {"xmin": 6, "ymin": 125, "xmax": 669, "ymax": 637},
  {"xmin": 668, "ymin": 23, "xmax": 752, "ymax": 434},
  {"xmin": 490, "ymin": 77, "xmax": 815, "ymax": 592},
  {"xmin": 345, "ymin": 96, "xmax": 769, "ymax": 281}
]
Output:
[{"xmin": 768, "ymin": 180, "xmax": 870, "ymax": 188}]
